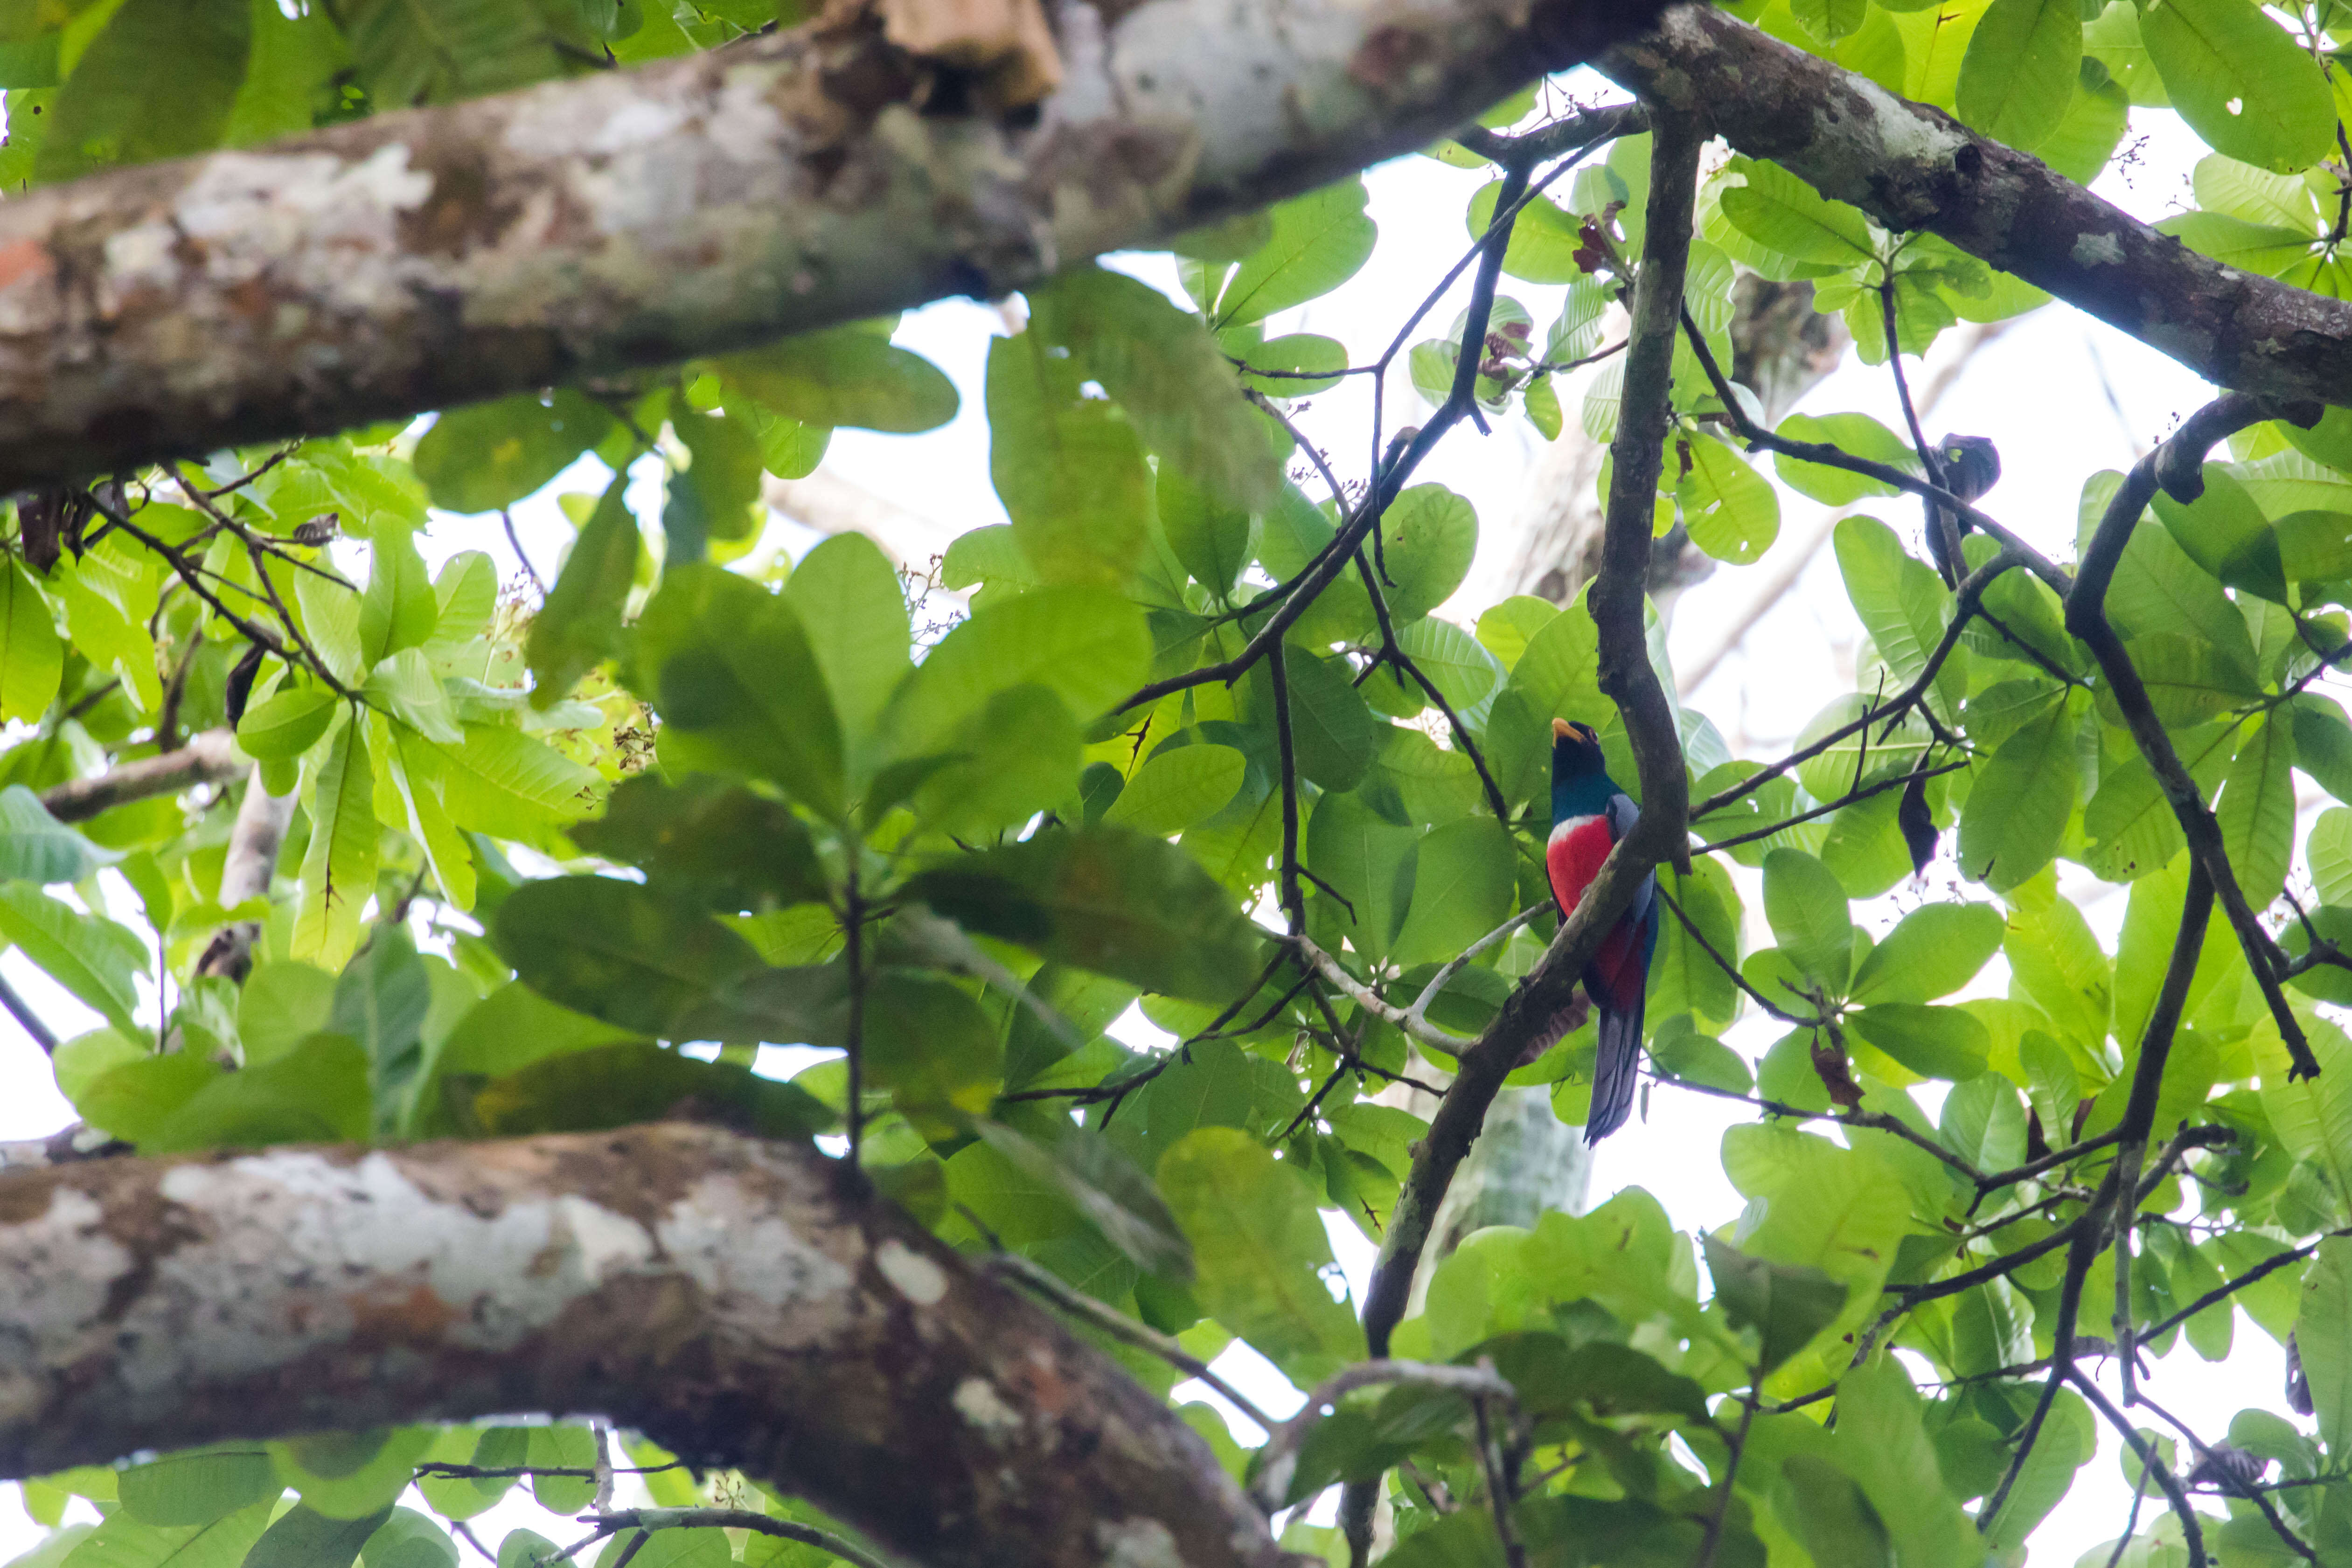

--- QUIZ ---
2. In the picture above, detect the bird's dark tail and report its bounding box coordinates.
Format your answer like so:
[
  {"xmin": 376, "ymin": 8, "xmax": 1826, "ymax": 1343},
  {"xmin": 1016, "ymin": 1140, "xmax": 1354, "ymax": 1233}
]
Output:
[{"xmin": 1584, "ymin": 992, "xmax": 1646, "ymax": 1145}]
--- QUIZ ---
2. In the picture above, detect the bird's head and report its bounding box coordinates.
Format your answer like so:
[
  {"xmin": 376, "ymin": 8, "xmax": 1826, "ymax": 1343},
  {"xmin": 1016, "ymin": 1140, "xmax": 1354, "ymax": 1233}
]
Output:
[
  {"xmin": 1552, "ymin": 717, "xmax": 1607, "ymax": 779},
  {"xmin": 1937, "ymin": 434, "xmax": 2002, "ymax": 504}
]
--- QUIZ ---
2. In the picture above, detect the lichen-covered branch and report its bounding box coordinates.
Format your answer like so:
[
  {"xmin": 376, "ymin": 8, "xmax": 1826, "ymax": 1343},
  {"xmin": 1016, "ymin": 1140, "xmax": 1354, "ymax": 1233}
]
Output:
[
  {"xmin": 0, "ymin": 1124, "xmax": 1280, "ymax": 1568},
  {"xmin": 1602, "ymin": 7, "xmax": 2352, "ymax": 409},
  {"xmin": 0, "ymin": 0, "xmax": 1671, "ymax": 490}
]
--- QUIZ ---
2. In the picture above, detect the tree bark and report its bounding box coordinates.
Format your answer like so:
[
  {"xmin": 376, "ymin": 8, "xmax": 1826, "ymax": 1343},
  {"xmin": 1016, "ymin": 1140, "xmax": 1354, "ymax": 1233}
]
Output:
[
  {"xmin": 193, "ymin": 766, "xmax": 296, "ymax": 983},
  {"xmin": 0, "ymin": 0, "xmax": 1673, "ymax": 491},
  {"xmin": 0, "ymin": 1122, "xmax": 1280, "ymax": 1568},
  {"xmin": 1601, "ymin": 6, "xmax": 2351, "ymax": 409},
  {"xmin": 36, "ymin": 729, "xmax": 243, "ymax": 823}
]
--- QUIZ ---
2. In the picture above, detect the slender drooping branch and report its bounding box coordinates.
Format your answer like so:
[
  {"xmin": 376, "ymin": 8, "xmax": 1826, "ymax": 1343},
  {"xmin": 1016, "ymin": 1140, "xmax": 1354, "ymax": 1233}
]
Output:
[{"xmin": 0, "ymin": 1124, "xmax": 1282, "ymax": 1568}]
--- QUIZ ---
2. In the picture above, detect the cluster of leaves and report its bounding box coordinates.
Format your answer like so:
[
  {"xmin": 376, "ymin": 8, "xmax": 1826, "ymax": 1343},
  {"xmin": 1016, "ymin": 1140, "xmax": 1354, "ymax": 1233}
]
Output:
[{"xmin": 6, "ymin": 1, "xmax": 2352, "ymax": 1567}]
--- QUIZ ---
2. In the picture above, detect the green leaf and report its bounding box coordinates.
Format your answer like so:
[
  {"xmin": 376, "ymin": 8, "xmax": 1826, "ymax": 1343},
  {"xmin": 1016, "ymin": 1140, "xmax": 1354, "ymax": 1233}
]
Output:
[
  {"xmin": 1651, "ymin": 857, "xmax": 1743, "ymax": 1031},
  {"xmin": 2216, "ymin": 711, "xmax": 2296, "ymax": 909},
  {"xmin": 782, "ymin": 531, "xmax": 910, "ymax": 763},
  {"xmin": 1303, "ymin": 789, "xmax": 1417, "ymax": 967},
  {"xmin": 570, "ymin": 775, "xmax": 826, "ymax": 913},
  {"xmin": 1276, "ymin": 651, "xmax": 1373, "ymax": 792},
  {"xmin": 418, "ymin": 722, "xmax": 599, "ymax": 843},
  {"xmin": 35, "ymin": 0, "xmax": 249, "ymax": 181},
  {"xmin": 2296, "ymin": 1237, "xmax": 2352, "ymax": 1456},
  {"xmin": 238, "ymin": 685, "xmax": 337, "ymax": 762},
  {"xmin": 117, "ymin": 1450, "xmax": 278, "ymax": 1528},
  {"xmin": 1029, "ymin": 266, "xmax": 1280, "ymax": 510},
  {"xmin": 269, "ymin": 1428, "xmax": 434, "ymax": 1520},
  {"xmin": 882, "ymin": 585, "xmax": 1149, "ymax": 762},
  {"xmin": 1700, "ymin": 1233, "xmax": 1846, "ymax": 1374},
  {"xmin": 359, "ymin": 527, "xmax": 435, "ymax": 666},
  {"xmin": 143, "ymin": 1034, "xmax": 370, "ymax": 1152},
  {"xmin": 1834, "ymin": 514, "xmax": 1965, "ymax": 714},
  {"xmin": 1233, "ymin": 332, "xmax": 1348, "ymax": 397},
  {"xmin": 473, "ymin": 1042, "xmax": 831, "ymax": 1140},
  {"xmin": 1777, "ymin": 415, "xmax": 1914, "ymax": 505},
  {"xmin": 2101, "ymin": 507, "xmax": 2261, "ymax": 677},
  {"xmin": 0, "ymin": 882, "xmax": 143, "ymax": 1036},
  {"xmin": 2003, "ymin": 877, "xmax": 2112, "ymax": 1046},
  {"xmin": 526, "ymin": 473, "xmax": 638, "ymax": 707},
  {"xmin": 1378, "ymin": 485, "xmax": 1480, "ymax": 620},
  {"xmin": 1102, "ymin": 744, "xmax": 1246, "ymax": 838},
  {"xmin": 246, "ymin": 1504, "xmax": 395, "ymax": 1568},
  {"xmin": 1157, "ymin": 466, "xmax": 1257, "ymax": 599},
  {"xmin": 494, "ymin": 875, "xmax": 764, "ymax": 1035},
  {"xmin": 902, "ymin": 683, "xmax": 1082, "ymax": 839},
  {"xmin": 1849, "ymin": 1003, "xmax": 1990, "ymax": 1080},
  {"xmin": 1849, "ymin": 901, "xmax": 2004, "ymax": 1004},
  {"xmin": 0, "ymin": 558, "xmax": 61, "ymax": 724},
  {"xmin": 1158, "ymin": 1126, "xmax": 1364, "ymax": 1383},
  {"xmin": 634, "ymin": 564, "xmax": 844, "ymax": 817},
  {"xmin": 1720, "ymin": 1124, "xmax": 1908, "ymax": 1291},
  {"xmin": 1676, "ymin": 433, "xmax": 1780, "ymax": 564},
  {"xmin": 1792, "ymin": 0, "xmax": 1868, "ymax": 42},
  {"xmin": 2313, "ymin": 806, "xmax": 2352, "ymax": 905},
  {"xmin": 663, "ymin": 408, "xmax": 765, "ymax": 562},
  {"xmin": 1717, "ymin": 156, "xmax": 1877, "ymax": 265},
  {"xmin": 0, "ymin": 784, "xmax": 118, "ymax": 882},
  {"xmin": 49, "ymin": 1498, "xmax": 273, "ymax": 1568},
  {"xmin": 904, "ymin": 826, "xmax": 1263, "ymax": 1004},
  {"xmin": 1762, "ymin": 847, "xmax": 1852, "ymax": 991},
  {"xmin": 1957, "ymin": 693, "xmax": 2076, "ymax": 892},
  {"xmin": 716, "ymin": 326, "xmax": 957, "ymax": 433},
  {"xmin": 327, "ymin": 0, "xmax": 573, "ymax": 107},
  {"xmin": 986, "ymin": 333, "xmax": 1151, "ymax": 588},
  {"xmin": 1955, "ymin": 0, "xmax": 2081, "ymax": 150},
  {"xmin": 1391, "ymin": 818, "xmax": 1513, "ymax": 969},
  {"xmin": 1464, "ymin": 179, "xmax": 1588, "ymax": 283},
  {"xmin": 1215, "ymin": 177, "xmax": 1377, "ymax": 327},
  {"xmin": 2151, "ymin": 466, "xmax": 2290, "ymax": 604},
  {"xmin": 411, "ymin": 390, "xmax": 612, "ymax": 514},
  {"xmin": 292, "ymin": 716, "xmax": 376, "ymax": 970},
  {"xmin": 969, "ymin": 1117, "xmax": 1192, "ymax": 1282},
  {"xmin": 361, "ymin": 1509, "xmax": 456, "ymax": 1568},
  {"xmin": 524, "ymin": 1427, "xmax": 597, "ymax": 1514},
  {"xmin": 2139, "ymin": 0, "xmax": 2335, "ymax": 172},
  {"xmin": 1835, "ymin": 1361, "xmax": 1996, "ymax": 1568}
]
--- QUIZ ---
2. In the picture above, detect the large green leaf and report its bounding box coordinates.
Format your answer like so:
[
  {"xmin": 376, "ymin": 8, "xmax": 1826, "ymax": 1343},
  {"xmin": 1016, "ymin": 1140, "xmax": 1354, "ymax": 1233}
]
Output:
[
  {"xmin": 1275, "ymin": 651, "xmax": 1373, "ymax": 792},
  {"xmin": 494, "ymin": 876, "xmax": 765, "ymax": 1035},
  {"xmin": 2138, "ymin": 0, "xmax": 2335, "ymax": 172},
  {"xmin": 117, "ymin": 1450, "xmax": 278, "ymax": 1528},
  {"xmin": 292, "ymin": 717, "xmax": 377, "ymax": 970},
  {"xmin": 569, "ymin": 775, "xmax": 826, "ymax": 914},
  {"xmin": 1303, "ymin": 790, "xmax": 1417, "ymax": 968},
  {"xmin": 1214, "ymin": 177, "xmax": 1377, "ymax": 327},
  {"xmin": 1957, "ymin": 693, "xmax": 2077, "ymax": 892},
  {"xmin": 781, "ymin": 531, "xmax": 910, "ymax": 763},
  {"xmin": 0, "ymin": 784, "xmax": 118, "ymax": 882},
  {"xmin": 1676, "ymin": 433, "xmax": 1780, "ymax": 564},
  {"xmin": 1158, "ymin": 1126, "xmax": 1364, "ymax": 1383},
  {"xmin": 2150, "ymin": 464, "xmax": 2289, "ymax": 603},
  {"xmin": 47, "ymin": 1496, "xmax": 274, "ymax": 1568},
  {"xmin": 987, "ymin": 333, "xmax": 1151, "ymax": 587},
  {"xmin": 1778, "ymin": 416, "xmax": 1913, "ymax": 505},
  {"xmin": 1029, "ymin": 266, "xmax": 1280, "ymax": 510},
  {"xmin": 1955, "ymin": 0, "xmax": 2081, "ymax": 150},
  {"xmin": 35, "ymin": 0, "xmax": 249, "ymax": 181},
  {"xmin": 323, "ymin": 0, "xmax": 576, "ymax": 107},
  {"xmin": 2218, "ymin": 712, "xmax": 2297, "ymax": 909},
  {"xmin": 411, "ymin": 390, "xmax": 612, "ymax": 514},
  {"xmin": 2297, "ymin": 1237, "xmax": 2352, "ymax": 1457},
  {"xmin": 1391, "ymin": 818, "xmax": 1513, "ymax": 969},
  {"xmin": 0, "ymin": 558, "xmax": 62, "ymax": 725},
  {"xmin": 1834, "ymin": 513, "xmax": 1964, "ymax": 715},
  {"xmin": 717, "ymin": 326, "xmax": 957, "ymax": 433},
  {"xmin": 246, "ymin": 1504, "xmax": 395, "ymax": 1568},
  {"xmin": 1717, "ymin": 156, "xmax": 1876, "ymax": 265},
  {"xmin": 526, "ymin": 472, "xmax": 638, "ymax": 708},
  {"xmin": 1761, "ymin": 848, "xmax": 1852, "ymax": 992},
  {"xmin": 473, "ymin": 1042, "xmax": 830, "ymax": 1140},
  {"xmin": 634, "ymin": 564, "xmax": 844, "ymax": 817},
  {"xmin": 969, "ymin": 1117, "xmax": 1192, "ymax": 1282},
  {"xmin": 1849, "ymin": 901, "xmax": 2003, "ymax": 1005},
  {"xmin": 904, "ymin": 826, "xmax": 1263, "ymax": 1003},
  {"xmin": 1102, "ymin": 744, "xmax": 1246, "ymax": 838},
  {"xmin": 1700, "ymin": 1234, "xmax": 1846, "ymax": 1374},
  {"xmin": 1378, "ymin": 485, "xmax": 1480, "ymax": 620},
  {"xmin": 882, "ymin": 584, "xmax": 1149, "ymax": 762},
  {"xmin": 663, "ymin": 408, "xmax": 765, "ymax": 563}
]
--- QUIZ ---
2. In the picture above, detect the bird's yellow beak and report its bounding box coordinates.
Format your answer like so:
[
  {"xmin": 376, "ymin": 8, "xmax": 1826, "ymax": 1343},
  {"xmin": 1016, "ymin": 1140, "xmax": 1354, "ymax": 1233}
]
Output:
[{"xmin": 1552, "ymin": 717, "xmax": 1574, "ymax": 740}]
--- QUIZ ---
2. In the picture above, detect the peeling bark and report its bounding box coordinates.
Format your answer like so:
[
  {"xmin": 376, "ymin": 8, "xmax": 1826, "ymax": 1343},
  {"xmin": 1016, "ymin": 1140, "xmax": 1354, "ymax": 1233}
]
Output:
[
  {"xmin": 0, "ymin": 1124, "xmax": 1279, "ymax": 1568},
  {"xmin": 1602, "ymin": 7, "xmax": 2352, "ymax": 409},
  {"xmin": 0, "ymin": 0, "xmax": 1670, "ymax": 490}
]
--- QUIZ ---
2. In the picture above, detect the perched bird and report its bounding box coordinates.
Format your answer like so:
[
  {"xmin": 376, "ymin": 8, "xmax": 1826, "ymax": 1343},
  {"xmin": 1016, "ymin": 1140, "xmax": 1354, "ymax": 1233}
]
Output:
[
  {"xmin": 1925, "ymin": 433, "xmax": 2002, "ymax": 587},
  {"xmin": 1547, "ymin": 718, "xmax": 1660, "ymax": 1144}
]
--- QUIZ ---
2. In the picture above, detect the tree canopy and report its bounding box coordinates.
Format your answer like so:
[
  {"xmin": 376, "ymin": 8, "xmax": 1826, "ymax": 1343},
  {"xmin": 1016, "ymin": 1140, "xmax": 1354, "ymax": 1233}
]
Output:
[{"xmin": 0, "ymin": 3, "xmax": 2344, "ymax": 1568}]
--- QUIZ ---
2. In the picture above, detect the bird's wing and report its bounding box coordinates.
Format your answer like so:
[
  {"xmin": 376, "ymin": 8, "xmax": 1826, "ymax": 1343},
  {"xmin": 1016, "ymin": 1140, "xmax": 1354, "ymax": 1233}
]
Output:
[{"xmin": 1605, "ymin": 791, "xmax": 1657, "ymax": 933}]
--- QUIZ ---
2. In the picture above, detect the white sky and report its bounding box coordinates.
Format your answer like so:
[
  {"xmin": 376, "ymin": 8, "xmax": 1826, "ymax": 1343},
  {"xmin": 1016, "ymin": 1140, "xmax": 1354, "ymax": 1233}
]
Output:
[{"xmin": 0, "ymin": 71, "xmax": 2331, "ymax": 1568}]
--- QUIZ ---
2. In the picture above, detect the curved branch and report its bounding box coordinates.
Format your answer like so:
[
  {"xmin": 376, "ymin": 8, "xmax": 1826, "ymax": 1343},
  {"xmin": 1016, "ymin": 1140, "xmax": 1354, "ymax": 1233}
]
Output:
[
  {"xmin": 1604, "ymin": 7, "xmax": 2352, "ymax": 410},
  {"xmin": 0, "ymin": 1124, "xmax": 1280, "ymax": 1568},
  {"xmin": 0, "ymin": 0, "xmax": 1673, "ymax": 491}
]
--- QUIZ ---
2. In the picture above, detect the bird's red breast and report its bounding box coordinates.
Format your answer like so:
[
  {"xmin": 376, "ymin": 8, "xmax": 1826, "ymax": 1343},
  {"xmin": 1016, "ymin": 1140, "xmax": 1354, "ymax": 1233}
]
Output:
[{"xmin": 1546, "ymin": 814, "xmax": 1614, "ymax": 916}]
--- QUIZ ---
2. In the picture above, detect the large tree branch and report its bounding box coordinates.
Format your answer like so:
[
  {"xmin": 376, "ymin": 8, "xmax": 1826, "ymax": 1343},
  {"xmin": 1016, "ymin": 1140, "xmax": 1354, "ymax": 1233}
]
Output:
[
  {"xmin": 0, "ymin": 1123, "xmax": 1278, "ymax": 1568},
  {"xmin": 1602, "ymin": 7, "xmax": 2352, "ymax": 410},
  {"xmin": 36, "ymin": 729, "xmax": 242, "ymax": 823},
  {"xmin": 0, "ymin": 0, "xmax": 1670, "ymax": 491}
]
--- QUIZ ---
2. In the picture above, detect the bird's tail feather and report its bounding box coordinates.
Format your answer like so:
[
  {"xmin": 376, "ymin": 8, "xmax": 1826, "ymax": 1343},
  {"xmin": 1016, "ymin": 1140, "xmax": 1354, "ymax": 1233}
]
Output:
[{"xmin": 1584, "ymin": 995, "xmax": 1646, "ymax": 1145}]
